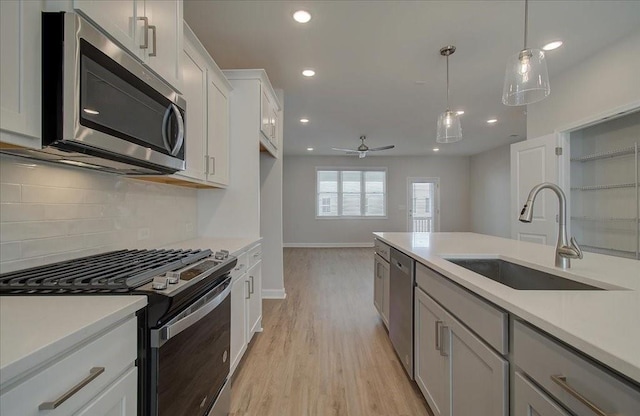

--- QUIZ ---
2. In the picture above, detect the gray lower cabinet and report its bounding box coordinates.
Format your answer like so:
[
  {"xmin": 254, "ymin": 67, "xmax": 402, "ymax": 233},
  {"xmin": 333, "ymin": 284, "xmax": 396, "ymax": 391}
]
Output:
[
  {"xmin": 373, "ymin": 253, "xmax": 390, "ymax": 327},
  {"xmin": 514, "ymin": 320, "xmax": 640, "ymax": 416},
  {"xmin": 514, "ymin": 372, "xmax": 571, "ymax": 416},
  {"xmin": 415, "ymin": 287, "xmax": 508, "ymax": 416}
]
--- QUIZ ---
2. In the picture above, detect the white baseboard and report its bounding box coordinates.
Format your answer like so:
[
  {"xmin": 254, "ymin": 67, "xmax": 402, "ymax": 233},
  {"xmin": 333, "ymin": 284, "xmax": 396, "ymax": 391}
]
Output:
[
  {"xmin": 262, "ymin": 289, "xmax": 287, "ymax": 299},
  {"xmin": 283, "ymin": 242, "xmax": 374, "ymax": 248}
]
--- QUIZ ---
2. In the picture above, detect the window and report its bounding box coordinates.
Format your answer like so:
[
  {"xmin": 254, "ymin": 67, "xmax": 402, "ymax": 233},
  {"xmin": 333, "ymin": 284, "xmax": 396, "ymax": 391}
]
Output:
[{"xmin": 316, "ymin": 168, "xmax": 386, "ymax": 217}]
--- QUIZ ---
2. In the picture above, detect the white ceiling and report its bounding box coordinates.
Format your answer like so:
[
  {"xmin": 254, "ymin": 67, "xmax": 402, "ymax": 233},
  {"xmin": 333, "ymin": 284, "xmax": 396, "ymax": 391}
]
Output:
[{"xmin": 184, "ymin": 0, "xmax": 640, "ymax": 157}]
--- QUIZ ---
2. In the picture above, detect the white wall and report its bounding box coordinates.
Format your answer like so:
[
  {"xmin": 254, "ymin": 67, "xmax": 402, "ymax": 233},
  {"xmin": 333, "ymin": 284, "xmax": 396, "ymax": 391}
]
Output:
[
  {"xmin": 0, "ymin": 154, "xmax": 197, "ymax": 273},
  {"xmin": 283, "ymin": 155, "xmax": 470, "ymax": 246},
  {"xmin": 527, "ymin": 31, "xmax": 640, "ymax": 138},
  {"xmin": 469, "ymin": 144, "xmax": 511, "ymax": 238}
]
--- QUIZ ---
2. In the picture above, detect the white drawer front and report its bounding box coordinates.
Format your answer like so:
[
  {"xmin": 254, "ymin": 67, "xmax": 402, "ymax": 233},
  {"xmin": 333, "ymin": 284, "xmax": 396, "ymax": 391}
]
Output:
[
  {"xmin": 374, "ymin": 239, "xmax": 390, "ymax": 262},
  {"xmin": 415, "ymin": 262, "xmax": 507, "ymax": 354},
  {"xmin": 0, "ymin": 317, "xmax": 137, "ymax": 416},
  {"xmin": 514, "ymin": 321, "xmax": 640, "ymax": 416},
  {"xmin": 247, "ymin": 244, "xmax": 262, "ymax": 268},
  {"xmin": 231, "ymin": 251, "xmax": 248, "ymax": 283}
]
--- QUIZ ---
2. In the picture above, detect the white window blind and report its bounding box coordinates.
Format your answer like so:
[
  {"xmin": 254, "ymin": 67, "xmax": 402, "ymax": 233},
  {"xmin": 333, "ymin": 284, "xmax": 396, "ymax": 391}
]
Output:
[{"xmin": 316, "ymin": 169, "xmax": 386, "ymax": 217}]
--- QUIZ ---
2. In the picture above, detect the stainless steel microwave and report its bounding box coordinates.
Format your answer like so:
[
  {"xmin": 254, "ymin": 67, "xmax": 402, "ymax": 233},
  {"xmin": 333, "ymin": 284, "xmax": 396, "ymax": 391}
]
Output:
[{"xmin": 5, "ymin": 12, "xmax": 186, "ymax": 175}]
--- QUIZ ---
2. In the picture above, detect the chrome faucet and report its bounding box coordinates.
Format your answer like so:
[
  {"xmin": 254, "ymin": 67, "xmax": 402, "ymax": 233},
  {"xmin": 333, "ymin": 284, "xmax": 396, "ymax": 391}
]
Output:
[{"xmin": 519, "ymin": 182, "xmax": 583, "ymax": 269}]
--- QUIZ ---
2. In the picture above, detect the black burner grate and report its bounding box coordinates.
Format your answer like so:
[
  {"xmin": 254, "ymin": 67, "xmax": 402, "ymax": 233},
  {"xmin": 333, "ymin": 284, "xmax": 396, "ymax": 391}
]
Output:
[{"xmin": 0, "ymin": 249, "xmax": 212, "ymax": 294}]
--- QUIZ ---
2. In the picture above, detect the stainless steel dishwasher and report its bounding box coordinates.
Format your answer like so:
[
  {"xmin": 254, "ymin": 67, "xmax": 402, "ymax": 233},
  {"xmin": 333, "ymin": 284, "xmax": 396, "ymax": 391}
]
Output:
[{"xmin": 389, "ymin": 247, "xmax": 415, "ymax": 379}]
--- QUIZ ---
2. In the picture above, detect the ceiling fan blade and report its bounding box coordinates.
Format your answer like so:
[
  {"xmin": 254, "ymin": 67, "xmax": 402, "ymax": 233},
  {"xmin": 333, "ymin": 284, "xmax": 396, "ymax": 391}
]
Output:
[
  {"xmin": 345, "ymin": 151, "xmax": 359, "ymax": 155},
  {"xmin": 368, "ymin": 145, "xmax": 395, "ymax": 151},
  {"xmin": 331, "ymin": 147, "xmax": 357, "ymax": 152}
]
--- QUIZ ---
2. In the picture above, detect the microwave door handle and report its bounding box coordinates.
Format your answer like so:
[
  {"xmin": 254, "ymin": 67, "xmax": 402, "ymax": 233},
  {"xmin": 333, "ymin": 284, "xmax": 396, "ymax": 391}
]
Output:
[
  {"xmin": 154, "ymin": 281, "xmax": 231, "ymax": 347},
  {"xmin": 162, "ymin": 104, "xmax": 185, "ymax": 156}
]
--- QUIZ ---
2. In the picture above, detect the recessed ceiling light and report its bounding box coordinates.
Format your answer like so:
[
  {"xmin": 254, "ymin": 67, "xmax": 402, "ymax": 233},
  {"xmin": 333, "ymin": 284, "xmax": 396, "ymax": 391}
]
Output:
[
  {"xmin": 293, "ymin": 10, "xmax": 311, "ymax": 23},
  {"xmin": 542, "ymin": 40, "xmax": 563, "ymax": 51},
  {"xmin": 433, "ymin": 148, "xmax": 440, "ymax": 152},
  {"xmin": 83, "ymin": 108, "xmax": 99, "ymax": 115},
  {"xmin": 302, "ymin": 69, "xmax": 316, "ymax": 77},
  {"xmin": 307, "ymin": 147, "xmax": 314, "ymax": 151},
  {"xmin": 456, "ymin": 110, "xmax": 464, "ymax": 115},
  {"xmin": 487, "ymin": 119, "xmax": 498, "ymax": 124},
  {"xmin": 300, "ymin": 118, "xmax": 309, "ymax": 124}
]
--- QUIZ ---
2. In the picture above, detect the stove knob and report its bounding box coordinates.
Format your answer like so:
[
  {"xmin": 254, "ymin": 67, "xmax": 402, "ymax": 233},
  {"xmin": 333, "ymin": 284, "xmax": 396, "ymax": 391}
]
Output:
[
  {"xmin": 152, "ymin": 278, "xmax": 168, "ymax": 290},
  {"xmin": 165, "ymin": 272, "xmax": 180, "ymax": 284}
]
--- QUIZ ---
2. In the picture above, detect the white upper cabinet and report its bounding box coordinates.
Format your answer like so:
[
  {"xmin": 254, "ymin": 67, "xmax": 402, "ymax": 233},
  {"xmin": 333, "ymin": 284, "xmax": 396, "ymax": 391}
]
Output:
[
  {"xmin": 179, "ymin": 36, "xmax": 208, "ymax": 182},
  {"xmin": 0, "ymin": 0, "xmax": 42, "ymax": 146},
  {"xmin": 259, "ymin": 84, "xmax": 280, "ymax": 157},
  {"xmin": 165, "ymin": 23, "xmax": 230, "ymax": 188},
  {"xmin": 207, "ymin": 70, "xmax": 230, "ymax": 185},
  {"xmin": 72, "ymin": 0, "xmax": 143, "ymax": 59},
  {"xmin": 141, "ymin": 0, "xmax": 183, "ymax": 92},
  {"xmin": 74, "ymin": 0, "xmax": 183, "ymax": 92}
]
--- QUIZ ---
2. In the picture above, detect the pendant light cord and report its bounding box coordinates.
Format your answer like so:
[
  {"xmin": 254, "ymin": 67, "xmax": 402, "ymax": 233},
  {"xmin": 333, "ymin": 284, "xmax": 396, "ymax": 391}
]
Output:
[
  {"xmin": 446, "ymin": 54, "xmax": 450, "ymax": 111},
  {"xmin": 523, "ymin": 0, "xmax": 528, "ymax": 50}
]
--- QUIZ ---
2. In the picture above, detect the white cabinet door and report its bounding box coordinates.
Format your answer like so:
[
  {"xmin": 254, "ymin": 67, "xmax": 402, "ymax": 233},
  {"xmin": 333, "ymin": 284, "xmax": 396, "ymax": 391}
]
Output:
[
  {"xmin": 73, "ymin": 0, "xmax": 144, "ymax": 60},
  {"xmin": 74, "ymin": 367, "xmax": 137, "ymax": 416},
  {"xmin": 142, "ymin": 0, "xmax": 183, "ymax": 92},
  {"xmin": 514, "ymin": 372, "xmax": 571, "ymax": 416},
  {"xmin": 230, "ymin": 274, "xmax": 248, "ymax": 375},
  {"xmin": 178, "ymin": 37, "xmax": 207, "ymax": 181},
  {"xmin": 510, "ymin": 134, "xmax": 561, "ymax": 245},
  {"xmin": 246, "ymin": 261, "xmax": 262, "ymax": 343},
  {"xmin": 0, "ymin": 0, "xmax": 42, "ymax": 145},
  {"xmin": 447, "ymin": 308, "xmax": 508, "ymax": 416},
  {"xmin": 414, "ymin": 288, "xmax": 450, "ymax": 416},
  {"xmin": 260, "ymin": 88, "xmax": 272, "ymax": 140},
  {"xmin": 206, "ymin": 71, "xmax": 230, "ymax": 186}
]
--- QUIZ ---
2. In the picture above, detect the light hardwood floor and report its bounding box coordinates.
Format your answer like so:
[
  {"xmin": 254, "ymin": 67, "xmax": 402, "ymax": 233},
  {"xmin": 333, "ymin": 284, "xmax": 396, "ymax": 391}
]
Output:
[{"xmin": 230, "ymin": 248, "xmax": 432, "ymax": 416}]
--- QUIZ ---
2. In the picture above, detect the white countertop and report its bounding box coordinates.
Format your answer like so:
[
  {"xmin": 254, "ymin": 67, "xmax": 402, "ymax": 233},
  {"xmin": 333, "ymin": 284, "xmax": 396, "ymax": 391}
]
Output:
[
  {"xmin": 162, "ymin": 236, "xmax": 262, "ymax": 255},
  {"xmin": 0, "ymin": 296, "xmax": 147, "ymax": 387},
  {"xmin": 374, "ymin": 232, "xmax": 640, "ymax": 383}
]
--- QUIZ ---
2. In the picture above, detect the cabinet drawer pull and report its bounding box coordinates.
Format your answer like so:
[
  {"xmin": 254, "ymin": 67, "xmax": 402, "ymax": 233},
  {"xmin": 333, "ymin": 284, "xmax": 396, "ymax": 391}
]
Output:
[
  {"xmin": 245, "ymin": 280, "xmax": 251, "ymax": 299},
  {"xmin": 551, "ymin": 375, "xmax": 612, "ymax": 416},
  {"xmin": 249, "ymin": 276, "xmax": 254, "ymax": 294},
  {"xmin": 39, "ymin": 367, "xmax": 105, "ymax": 410}
]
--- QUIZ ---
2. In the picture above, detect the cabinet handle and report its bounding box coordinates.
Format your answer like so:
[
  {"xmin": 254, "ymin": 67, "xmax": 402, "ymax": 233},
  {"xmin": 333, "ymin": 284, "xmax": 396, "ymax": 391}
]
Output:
[
  {"xmin": 551, "ymin": 375, "xmax": 612, "ymax": 416},
  {"xmin": 138, "ymin": 17, "xmax": 149, "ymax": 49},
  {"xmin": 210, "ymin": 156, "xmax": 216, "ymax": 175},
  {"xmin": 245, "ymin": 280, "xmax": 250, "ymax": 299},
  {"xmin": 39, "ymin": 367, "xmax": 105, "ymax": 410},
  {"xmin": 439, "ymin": 325, "xmax": 449, "ymax": 357},
  {"xmin": 435, "ymin": 320, "xmax": 443, "ymax": 351},
  {"xmin": 148, "ymin": 24, "xmax": 157, "ymax": 57},
  {"xmin": 253, "ymin": 253, "xmax": 260, "ymax": 258},
  {"xmin": 249, "ymin": 276, "xmax": 254, "ymax": 294},
  {"xmin": 204, "ymin": 154, "xmax": 209, "ymax": 175}
]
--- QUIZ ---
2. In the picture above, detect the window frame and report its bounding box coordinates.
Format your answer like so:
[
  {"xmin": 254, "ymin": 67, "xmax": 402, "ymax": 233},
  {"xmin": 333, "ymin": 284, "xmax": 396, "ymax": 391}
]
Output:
[{"xmin": 315, "ymin": 167, "xmax": 388, "ymax": 219}]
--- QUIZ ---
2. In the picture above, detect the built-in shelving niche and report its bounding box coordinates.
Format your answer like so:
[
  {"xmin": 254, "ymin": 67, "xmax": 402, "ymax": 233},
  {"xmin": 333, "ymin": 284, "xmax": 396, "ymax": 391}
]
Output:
[{"xmin": 570, "ymin": 111, "xmax": 640, "ymax": 260}]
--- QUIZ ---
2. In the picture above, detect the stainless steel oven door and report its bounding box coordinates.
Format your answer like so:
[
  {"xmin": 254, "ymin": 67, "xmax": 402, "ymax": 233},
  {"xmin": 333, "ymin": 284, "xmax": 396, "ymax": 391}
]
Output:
[
  {"xmin": 150, "ymin": 277, "xmax": 231, "ymax": 416},
  {"xmin": 59, "ymin": 13, "xmax": 186, "ymax": 172}
]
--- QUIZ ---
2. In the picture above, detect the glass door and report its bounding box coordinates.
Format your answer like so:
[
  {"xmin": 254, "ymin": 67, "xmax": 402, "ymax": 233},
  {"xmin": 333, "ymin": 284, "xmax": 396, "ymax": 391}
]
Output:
[{"xmin": 407, "ymin": 178, "xmax": 439, "ymax": 232}]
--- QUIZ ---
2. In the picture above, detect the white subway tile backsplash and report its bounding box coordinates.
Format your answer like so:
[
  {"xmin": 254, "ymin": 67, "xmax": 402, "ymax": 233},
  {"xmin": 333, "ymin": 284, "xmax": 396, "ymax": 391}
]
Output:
[
  {"xmin": 0, "ymin": 242, "xmax": 21, "ymax": 262},
  {"xmin": 0, "ymin": 183, "xmax": 21, "ymax": 202},
  {"xmin": 0, "ymin": 155, "xmax": 198, "ymax": 272}
]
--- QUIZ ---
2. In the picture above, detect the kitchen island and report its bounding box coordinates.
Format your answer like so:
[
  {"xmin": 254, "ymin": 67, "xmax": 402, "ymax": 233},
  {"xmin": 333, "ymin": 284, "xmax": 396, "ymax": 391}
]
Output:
[{"xmin": 374, "ymin": 232, "xmax": 639, "ymax": 415}]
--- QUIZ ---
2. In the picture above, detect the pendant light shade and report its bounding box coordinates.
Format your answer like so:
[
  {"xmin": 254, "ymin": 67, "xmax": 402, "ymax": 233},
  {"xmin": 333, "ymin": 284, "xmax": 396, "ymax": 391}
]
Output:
[
  {"xmin": 502, "ymin": 0, "xmax": 550, "ymax": 106},
  {"xmin": 436, "ymin": 45, "xmax": 462, "ymax": 144}
]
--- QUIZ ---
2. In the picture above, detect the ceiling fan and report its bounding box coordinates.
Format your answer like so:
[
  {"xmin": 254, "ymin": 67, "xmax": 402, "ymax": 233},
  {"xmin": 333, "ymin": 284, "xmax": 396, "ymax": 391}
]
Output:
[{"xmin": 331, "ymin": 136, "xmax": 395, "ymax": 158}]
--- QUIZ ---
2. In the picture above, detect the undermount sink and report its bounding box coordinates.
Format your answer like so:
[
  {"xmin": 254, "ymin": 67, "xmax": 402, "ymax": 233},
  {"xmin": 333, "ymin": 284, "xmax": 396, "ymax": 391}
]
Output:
[{"xmin": 446, "ymin": 258, "xmax": 605, "ymax": 291}]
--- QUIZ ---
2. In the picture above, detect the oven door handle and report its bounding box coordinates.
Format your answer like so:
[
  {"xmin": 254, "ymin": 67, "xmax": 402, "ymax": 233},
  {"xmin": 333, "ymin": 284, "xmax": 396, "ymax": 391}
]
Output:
[{"xmin": 152, "ymin": 280, "xmax": 231, "ymax": 347}]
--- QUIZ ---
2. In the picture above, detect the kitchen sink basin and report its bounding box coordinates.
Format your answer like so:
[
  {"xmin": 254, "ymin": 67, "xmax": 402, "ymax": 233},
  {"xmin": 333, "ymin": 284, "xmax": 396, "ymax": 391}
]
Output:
[{"xmin": 446, "ymin": 258, "xmax": 604, "ymax": 291}]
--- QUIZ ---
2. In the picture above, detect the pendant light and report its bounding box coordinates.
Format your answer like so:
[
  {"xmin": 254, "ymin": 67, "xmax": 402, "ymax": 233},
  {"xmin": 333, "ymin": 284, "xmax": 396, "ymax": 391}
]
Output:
[
  {"xmin": 436, "ymin": 45, "xmax": 462, "ymax": 143},
  {"xmin": 502, "ymin": 0, "xmax": 550, "ymax": 106}
]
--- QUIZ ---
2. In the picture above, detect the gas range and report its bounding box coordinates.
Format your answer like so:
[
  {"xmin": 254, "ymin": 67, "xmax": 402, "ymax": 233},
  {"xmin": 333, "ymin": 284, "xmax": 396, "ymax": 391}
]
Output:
[{"xmin": 0, "ymin": 248, "xmax": 237, "ymax": 416}]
